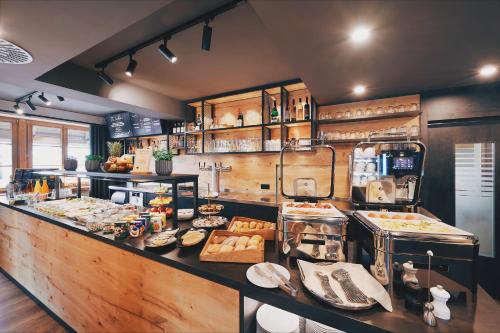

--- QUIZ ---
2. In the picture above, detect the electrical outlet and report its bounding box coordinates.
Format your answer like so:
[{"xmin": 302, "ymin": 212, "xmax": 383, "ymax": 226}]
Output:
[{"xmin": 260, "ymin": 183, "xmax": 270, "ymax": 190}]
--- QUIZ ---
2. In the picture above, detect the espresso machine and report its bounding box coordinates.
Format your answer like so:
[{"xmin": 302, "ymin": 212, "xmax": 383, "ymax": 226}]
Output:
[
  {"xmin": 277, "ymin": 141, "xmax": 349, "ymax": 261},
  {"xmin": 349, "ymin": 140, "xmax": 479, "ymax": 293}
]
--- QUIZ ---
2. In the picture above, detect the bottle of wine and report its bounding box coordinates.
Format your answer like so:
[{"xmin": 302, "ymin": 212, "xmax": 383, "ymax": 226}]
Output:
[
  {"xmin": 180, "ymin": 122, "xmax": 185, "ymax": 133},
  {"xmin": 291, "ymin": 99, "xmax": 297, "ymax": 122},
  {"xmin": 297, "ymin": 98, "xmax": 303, "ymax": 120},
  {"xmin": 173, "ymin": 123, "xmax": 177, "ymax": 134},
  {"xmin": 237, "ymin": 110, "xmax": 244, "ymax": 127},
  {"xmin": 285, "ymin": 99, "xmax": 290, "ymax": 122},
  {"xmin": 304, "ymin": 96, "xmax": 310, "ymax": 120},
  {"xmin": 271, "ymin": 100, "xmax": 279, "ymax": 123}
]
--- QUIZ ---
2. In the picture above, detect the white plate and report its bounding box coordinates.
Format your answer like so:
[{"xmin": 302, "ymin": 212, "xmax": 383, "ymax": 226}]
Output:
[
  {"xmin": 246, "ymin": 263, "xmax": 291, "ymax": 288},
  {"xmin": 256, "ymin": 304, "xmax": 299, "ymax": 333}
]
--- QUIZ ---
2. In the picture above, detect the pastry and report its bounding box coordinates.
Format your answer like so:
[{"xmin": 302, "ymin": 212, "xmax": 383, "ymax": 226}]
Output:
[
  {"xmin": 249, "ymin": 221, "xmax": 256, "ymax": 229},
  {"xmin": 182, "ymin": 231, "xmax": 204, "ymax": 246},
  {"xmin": 248, "ymin": 235, "xmax": 263, "ymax": 246},
  {"xmin": 246, "ymin": 245, "xmax": 258, "ymax": 250}
]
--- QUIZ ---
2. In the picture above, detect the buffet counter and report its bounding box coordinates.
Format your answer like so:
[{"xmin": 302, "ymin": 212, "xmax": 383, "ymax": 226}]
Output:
[{"xmin": 1, "ymin": 199, "xmax": 499, "ymax": 333}]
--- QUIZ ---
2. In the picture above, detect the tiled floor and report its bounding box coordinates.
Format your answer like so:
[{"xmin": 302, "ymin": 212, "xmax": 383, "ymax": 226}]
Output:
[{"xmin": 0, "ymin": 272, "xmax": 68, "ymax": 333}]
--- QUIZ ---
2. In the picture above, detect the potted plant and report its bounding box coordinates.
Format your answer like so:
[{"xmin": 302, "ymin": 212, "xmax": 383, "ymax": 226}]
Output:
[
  {"xmin": 153, "ymin": 149, "xmax": 173, "ymax": 176},
  {"xmin": 64, "ymin": 156, "xmax": 78, "ymax": 171},
  {"xmin": 85, "ymin": 154, "xmax": 103, "ymax": 172}
]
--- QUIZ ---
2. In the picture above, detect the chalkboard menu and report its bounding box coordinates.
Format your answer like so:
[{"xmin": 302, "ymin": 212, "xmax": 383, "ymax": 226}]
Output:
[
  {"xmin": 106, "ymin": 112, "xmax": 133, "ymax": 139},
  {"xmin": 130, "ymin": 113, "xmax": 164, "ymax": 136}
]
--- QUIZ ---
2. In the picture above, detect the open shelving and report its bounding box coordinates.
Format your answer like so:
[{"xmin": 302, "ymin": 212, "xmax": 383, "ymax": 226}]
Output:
[{"xmin": 177, "ymin": 79, "xmax": 315, "ymax": 155}]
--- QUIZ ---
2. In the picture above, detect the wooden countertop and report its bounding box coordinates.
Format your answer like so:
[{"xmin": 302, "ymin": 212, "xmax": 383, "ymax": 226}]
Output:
[{"xmin": 1, "ymin": 200, "xmax": 498, "ymax": 333}]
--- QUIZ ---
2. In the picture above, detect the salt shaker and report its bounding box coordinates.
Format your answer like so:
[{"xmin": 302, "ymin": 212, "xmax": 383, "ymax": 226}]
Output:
[
  {"xmin": 431, "ymin": 285, "xmax": 451, "ymax": 320},
  {"xmin": 402, "ymin": 261, "xmax": 419, "ymax": 285}
]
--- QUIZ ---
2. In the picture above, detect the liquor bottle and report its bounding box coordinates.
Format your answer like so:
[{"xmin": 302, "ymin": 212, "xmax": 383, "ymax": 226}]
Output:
[
  {"xmin": 304, "ymin": 96, "xmax": 310, "ymax": 120},
  {"xmin": 291, "ymin": 99, "xmax": 297, "ymax": 122},
  {"xmin": 271, "ymin": 100, "xmax": 279, "ymax": 123},
  {"xmin": 284, "ymin": 99, "xmax": 290, "ymax": 122},
  {"xmin": 196, "ymin": 114, "xmax": 202, "ymax": 131},
  {"xmin": 180, "ymin": 122, "xmax": 185, "ymax": 133},
  {"xmin": 173, "ymin": 123, "xmax": 177, "ymax": 134},
  {"xmin": 237, "ymin": 110, "xmax": 244, "ymax": 127},
  {"xmin": 297, "ymin": 98, "xmax": 304, "ymax": 120}
]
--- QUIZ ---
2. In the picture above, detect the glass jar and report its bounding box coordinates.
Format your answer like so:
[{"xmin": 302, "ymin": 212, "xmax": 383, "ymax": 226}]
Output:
[
  {"xmin": 410, "ymin": 125, "xmax": 420, "ymax": 137},
  {"xmin": 386, "ymin": 105, "xmax": 395, "ymax": 113},
  {"xmin": 410, "ymin": 103, "xmax": 419, "ymax": 111},
  {"xmin": 344, "ymin": 110, "xmax": 352, "ymax": 118},
  {"xmin": 398, "ymin": 104, "xmax": 405, "ymax": 112},
  {"xmin": 365, "ymin": 108, "xmax": 373, "ymax": 117},
  {"xmin": 355, "ymin": 109, "xmax": 364, "ymax": 118},
  {"xmin": 376, "ymin": 106, "xmax": 384, "ymax": 115}
]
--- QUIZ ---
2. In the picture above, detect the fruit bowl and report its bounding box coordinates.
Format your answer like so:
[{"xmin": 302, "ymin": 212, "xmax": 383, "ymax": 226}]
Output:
[{"xmin": 101, "ymin": 155, "xmax": 134, "ymax": 173}]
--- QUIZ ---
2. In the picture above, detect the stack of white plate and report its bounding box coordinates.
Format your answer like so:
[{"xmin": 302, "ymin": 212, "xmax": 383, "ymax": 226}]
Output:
[
  {"xmin": 305, "ymin": 319, "xmax": 345, "ymax": 333},
  {"xmin": 256, "ymin": 304, "xmax": 300, "ymax": 333}
]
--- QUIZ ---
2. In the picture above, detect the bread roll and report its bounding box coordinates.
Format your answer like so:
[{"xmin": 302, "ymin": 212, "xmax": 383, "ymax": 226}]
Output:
[
  {"xmin": 249, "ymin": 221, "xmax": 256, "ymax": 229},
  {"xmin": 234, "ymin": 244, "xmax": 246, "ymax": 251},
  {"xmin": 246, "ymin": 245, "xmax": 258, "ymax": 250},
  {"xmin": 222, "ymin": 236, "xmax": 238, "ymax": 246},
  {"xmin": 219, "ymin": 244, "xmax": 234, "ymax": 253},
  {"xmin": 212, "ymin": 236, "xmax": 227, "ymax": 244},
  {"xmin": 207, "ymin": 244, "xmax": 221, "ymax": 253},
  {"xmin": 255, "ymin": 222, "xmax": 263, "ymax": 230},
  {"xmin": 242, "ymin": 222, "xmax": 249, "ymax": 229},
  {"xmin": 236, "ymin": 236, "xmax": 249, "ymax": 246}
]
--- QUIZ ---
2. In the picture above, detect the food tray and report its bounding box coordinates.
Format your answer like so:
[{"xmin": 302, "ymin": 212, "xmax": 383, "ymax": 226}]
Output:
[
  {"xmin": 356, "ymin": 210, "xmax": 473, "ymax": 237},
  {"xmin": 281, "ymin": 202, "xmax": 347, "ymax": 219},
  {"xmin": 200, "ymin": 230, "xmax": 265, "ymax": 264},
  {"xmin": 192, "ymin": 216, "xmax": 228, "ymax": 229},
  {"xmin": 176, "ymin": 228, "xmax": 208, "ymax": 248},
  {"xmin": 227, "ymin": 216, "xmax": 276, "ymax": 241}
]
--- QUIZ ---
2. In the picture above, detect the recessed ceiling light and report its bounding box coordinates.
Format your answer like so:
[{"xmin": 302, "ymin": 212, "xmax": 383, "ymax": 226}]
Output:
[
  {"xmin": 350, "ymin": 26, "xmax": 371, "ymax": 43},
  {"xmin": 353, "ymin": 84, "xmax": 366, "ymax": 95},
  {"xmin": 479, "ymin": 64, "xmax": 498, "ymax": 77}
]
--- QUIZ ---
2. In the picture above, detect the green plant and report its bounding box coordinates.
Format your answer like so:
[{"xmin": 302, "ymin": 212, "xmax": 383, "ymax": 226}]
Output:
[
  {"xmin": 153, "ymin": 149, "xmax": 173, "ymax": 161},
  {"xmin": 85, "ymin": 154, "xmax": 104, "ymax": 161},
  {"xmin": 107, "ymin": 141, "xmax": 123, "ymax": 157}
]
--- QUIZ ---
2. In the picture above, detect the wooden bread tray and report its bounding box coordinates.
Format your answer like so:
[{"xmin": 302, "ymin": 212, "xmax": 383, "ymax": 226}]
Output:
[
  {"xmin": 199, "ymin": 230, "xmax": 265, "ymax": 264},
  {"xmin": 227, "ymin": 216, "xmax": 276, "ymax": 241}
]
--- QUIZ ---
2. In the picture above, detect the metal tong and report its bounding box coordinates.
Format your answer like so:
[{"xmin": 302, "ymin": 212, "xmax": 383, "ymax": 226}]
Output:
[
  {"xmin": 331, "ymin": 268, "xmax": 371, "ymax": 304},
  {"xmin": 253, "ymin": 262, "xmax": 298, "ymax": 297}
]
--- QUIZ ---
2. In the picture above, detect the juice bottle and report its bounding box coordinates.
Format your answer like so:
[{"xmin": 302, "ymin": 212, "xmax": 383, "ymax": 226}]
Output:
[
  {"xmin": 41, "ymin": 178, "xmax": 50, "ymax": 194},
  {"xmin": 33, "ymin": 179, "xmax": 41, "ymax": 194}
]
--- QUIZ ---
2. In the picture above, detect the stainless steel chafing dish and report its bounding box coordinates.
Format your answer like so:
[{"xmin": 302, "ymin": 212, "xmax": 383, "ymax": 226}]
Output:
[
  {"xmin": 277, "ymin": 141, "xmax": 349, "ymax": 261},
  {"xmin": 349, "ymin": 140, "xmax": 480, "ymax": 293}
]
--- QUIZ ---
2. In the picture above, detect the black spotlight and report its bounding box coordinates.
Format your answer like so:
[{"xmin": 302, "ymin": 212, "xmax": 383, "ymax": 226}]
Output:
[
  {"xmin": 13, "ymin": 103, "xmax": 24, "ymax": 114},
  {"xmin": 38, "ymin": 92, "xmax": 51, "ymax": 106},
  {"xmin": 158, "ymin": 39, "xmax": 177, "ymax": 63},
  {"xmin": 202, "ymin": 20, "xmax": 212, "ymax": 51},
  {"xmin": 57, "ymin": 96, "xmax": 64, "ymax": 102},
  {"xmin": 26, "ymin": 97, "xmax": 36, "ymax": 111},
  {"xmin": 125, "ymin": 54, "xmax": 137, "ymax": 77},
  {"xmin": 97, "ymin": 69, "xmax": 114, "ymax": 85}
]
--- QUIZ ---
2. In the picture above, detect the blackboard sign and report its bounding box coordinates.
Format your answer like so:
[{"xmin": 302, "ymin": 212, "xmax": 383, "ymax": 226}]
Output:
[
  {"xmin": 130, "ymin": 113, "xmax": 164, "ymax": 136},
  {"xmin": 106, "ymin": 112, "xmax": 133, "ymax": 139}
]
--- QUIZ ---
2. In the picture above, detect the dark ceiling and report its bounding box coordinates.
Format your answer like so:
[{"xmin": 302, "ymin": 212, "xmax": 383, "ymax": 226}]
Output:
[
  {"xmin": 71, "ymin": 0, "xmax": 295, "ymax": 101},
  {"xmin": 2, "ymin": 0, "xmax": 500, "ymax": 118}
]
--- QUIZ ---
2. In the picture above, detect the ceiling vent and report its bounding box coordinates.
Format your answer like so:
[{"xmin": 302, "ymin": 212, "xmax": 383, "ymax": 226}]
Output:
[{"xmin": 0, "ymin": 39, "xmax": 33, "ymax": 64}]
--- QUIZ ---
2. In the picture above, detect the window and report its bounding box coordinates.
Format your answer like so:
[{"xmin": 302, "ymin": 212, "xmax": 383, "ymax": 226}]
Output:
[
  {"xmin": 31, "ymin": 125, "xmax": 62, "ymax": 169},
  {"xmin": 67, "ymin": 128, "xmax": 90, "ymax": 171},
  {"xmin": 455, "ymin": 142, "xmax": 495, "ymax": 257},
  {"xmin": 0, "ymin": 121, "xmax": 13, "ymax": 188}
]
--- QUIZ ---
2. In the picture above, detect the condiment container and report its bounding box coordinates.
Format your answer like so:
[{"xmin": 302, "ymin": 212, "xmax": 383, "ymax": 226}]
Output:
[
  {"xmin": 402, "ymin": 261, "xmax": 419, "ymax": 285},
  {"xmin": 431, "ymin": 285, "xmax": 451, "ymax": 320}
]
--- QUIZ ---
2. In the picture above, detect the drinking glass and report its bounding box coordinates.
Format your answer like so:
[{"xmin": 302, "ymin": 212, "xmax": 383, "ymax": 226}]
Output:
[
  {"xmin": 376, "ymin": 107, "xmax": 384, "ymax": 115},
  {"xmin": 365, "ymin": 108, "xmax": 373, "ymax": 117},
  {"xmin": 410, "ymin": 103, "xmax": 418, "ymax": 111},
  {"xmin": 397, "ymin": 104, "xmax": 405, "ymax": 112},
  {"xmin": 345, "ymin": 110, "xmax": 352, "ymax": 118},
  {"xmin": 355, "ymin": 109, "xmax": 364, "ymax": 118},
  {"xmin": 410, "ymin": 125, "xmax": 419, "ymax": 137},
  {"xmin": 386, "ymin": 105, "xmax": 395, "ymax": 114},
  {"xmin": 335, "ymin": 112, "xmax": 342, "ymax": 119}
]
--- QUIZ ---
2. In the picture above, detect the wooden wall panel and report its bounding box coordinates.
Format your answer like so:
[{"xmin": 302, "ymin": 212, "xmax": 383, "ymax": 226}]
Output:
[{"xmin": 0, "ymin": 206, "xmax": 239, "ymax": 333}]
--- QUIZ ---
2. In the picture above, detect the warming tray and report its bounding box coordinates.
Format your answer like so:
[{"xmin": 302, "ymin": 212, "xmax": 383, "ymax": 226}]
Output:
[
  {"xmin": 355, "ymin": 210, "xmax": 474, "ymax": 240},
  {"xmin": 281, "ymin": 202, "xmax": 347, "ymax": 221}
]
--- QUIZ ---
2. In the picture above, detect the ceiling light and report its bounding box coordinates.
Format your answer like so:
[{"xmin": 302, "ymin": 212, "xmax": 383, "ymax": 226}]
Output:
[
  {"xmin": 350, "ymin": 26, "xmax": 371, "ymax": 43},
  {"xmin": 97, "ymin": 69, "xmax": 114, "ymax": 85},
  {"xmin": 479, "ymin": 64, "xmax": 498, "ymax": 77},
  {"xmin": 158, "ymin": 39, "xmax": 177, "ymax": 63},
  {"xmin": 353, "ymin": 84, "xmax": 366, "ymax": 95},
  {"xmin": 38, "ymin": 92, "xmax": 51, "ymax": 106},
  {"xmin": 57, "ymin": 96, "xmax": 64, "ymax": 102},
  {"xmin": 26, "ymin": 97, "xmax": 36, "ymax": 111},
  {"xmin": 201, "ymin": 20, "xmax": 212, "ymax": 51},
  {"xmin": 125, "ymin": 54, "xmax": 137, "ymax": 77},
  {"xmin": 13, "ymin": 103, "xmax": 24, "ymax": 115}
]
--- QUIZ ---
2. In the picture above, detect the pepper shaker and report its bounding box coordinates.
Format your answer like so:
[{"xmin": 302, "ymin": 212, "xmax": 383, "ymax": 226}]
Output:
[{"xmin": 431, "ymin": 285, "xmax": 451, "ymax": 320}]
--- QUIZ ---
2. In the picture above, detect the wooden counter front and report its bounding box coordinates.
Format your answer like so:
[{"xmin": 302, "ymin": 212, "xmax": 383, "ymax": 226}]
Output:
[{"xmin": 0, "ymin": 205, "xmax": 239, "ymax": 332}]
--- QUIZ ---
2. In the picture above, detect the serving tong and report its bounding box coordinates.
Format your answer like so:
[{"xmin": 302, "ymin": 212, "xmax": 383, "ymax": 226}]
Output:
[
  {"xmin": 253, "ymin": 263, "xmax": 298, "ymax": 297},
  {"xmin": 315, "ymin": 271, "xmax": 343, "ymax": 304},
  {"xmin": 331, "ymin": 269, "xmax": 372, "ymax": 304}
]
